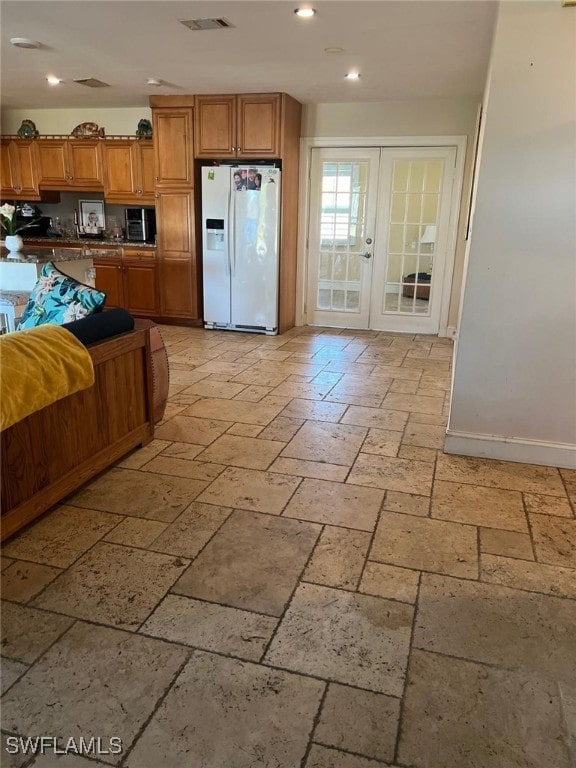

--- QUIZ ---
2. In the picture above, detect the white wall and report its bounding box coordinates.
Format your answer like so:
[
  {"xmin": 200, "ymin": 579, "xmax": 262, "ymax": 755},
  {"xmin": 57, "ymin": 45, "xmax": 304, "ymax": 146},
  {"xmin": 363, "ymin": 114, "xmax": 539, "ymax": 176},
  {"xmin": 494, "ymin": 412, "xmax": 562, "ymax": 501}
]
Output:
[
  {"xmin": 302, "ymin": 98, "xmax": 480, "ymax": 330},
  {"xmin": 1, "ymin": 107, "xmax": 151, "ymax": 136},
  {"xmin": 446, "ymin": 2, "xmax": 576, "ymax": 468}
]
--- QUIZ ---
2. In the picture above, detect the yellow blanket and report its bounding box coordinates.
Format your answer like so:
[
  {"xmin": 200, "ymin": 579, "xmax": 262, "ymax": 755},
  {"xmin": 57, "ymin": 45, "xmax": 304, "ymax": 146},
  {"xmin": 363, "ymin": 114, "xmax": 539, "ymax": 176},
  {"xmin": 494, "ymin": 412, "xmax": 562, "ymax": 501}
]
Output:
[{"xmin": 0, "ymin": 325, "xmax": 95, "ymax": 431}]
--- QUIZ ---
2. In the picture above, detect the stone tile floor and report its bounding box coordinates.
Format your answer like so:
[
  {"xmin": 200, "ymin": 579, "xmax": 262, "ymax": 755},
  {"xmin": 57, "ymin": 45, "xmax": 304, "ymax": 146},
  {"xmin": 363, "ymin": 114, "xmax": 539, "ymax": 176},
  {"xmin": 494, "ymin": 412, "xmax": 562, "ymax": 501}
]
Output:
[{"xmin": 1, "ymin": 325, "xmax": 575, "ymax": 768}]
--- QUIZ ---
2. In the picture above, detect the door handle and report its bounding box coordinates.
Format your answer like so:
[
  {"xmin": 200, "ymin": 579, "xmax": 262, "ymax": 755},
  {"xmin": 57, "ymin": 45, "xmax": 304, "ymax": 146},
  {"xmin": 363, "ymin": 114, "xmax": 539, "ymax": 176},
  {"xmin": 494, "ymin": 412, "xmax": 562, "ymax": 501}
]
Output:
[{"xmin": 362, "ymin": 252, "xmax": 372, "ymax": 260}]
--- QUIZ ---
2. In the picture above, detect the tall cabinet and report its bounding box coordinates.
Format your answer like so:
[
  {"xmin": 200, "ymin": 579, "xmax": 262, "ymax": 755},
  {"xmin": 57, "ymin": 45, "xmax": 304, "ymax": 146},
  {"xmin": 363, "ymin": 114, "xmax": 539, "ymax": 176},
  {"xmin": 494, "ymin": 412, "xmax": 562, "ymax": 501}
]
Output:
[{"xmin": 150, "ymin": 96, "xmax": 200, "ymax": 322}]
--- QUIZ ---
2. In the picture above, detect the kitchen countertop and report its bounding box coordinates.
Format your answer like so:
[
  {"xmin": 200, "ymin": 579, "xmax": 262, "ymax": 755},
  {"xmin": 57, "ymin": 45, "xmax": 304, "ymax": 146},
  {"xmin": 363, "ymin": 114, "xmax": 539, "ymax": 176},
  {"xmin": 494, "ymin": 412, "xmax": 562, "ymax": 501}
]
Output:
[
  {"xmin": 22, "ymin": 236, "xmax": 156, "ymax": 249},
  {"xmin": 0, "ymin": 247, "xmax": 122, "ymax": 264}
]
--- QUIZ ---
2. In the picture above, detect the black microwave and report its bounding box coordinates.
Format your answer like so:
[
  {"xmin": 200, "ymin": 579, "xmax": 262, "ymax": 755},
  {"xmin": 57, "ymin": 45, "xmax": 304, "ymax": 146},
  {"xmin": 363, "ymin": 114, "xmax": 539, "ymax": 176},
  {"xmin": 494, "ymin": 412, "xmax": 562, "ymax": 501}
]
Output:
[{"xmin": 125, "ymin": 207, "xmax": 156, "ymax": 243}]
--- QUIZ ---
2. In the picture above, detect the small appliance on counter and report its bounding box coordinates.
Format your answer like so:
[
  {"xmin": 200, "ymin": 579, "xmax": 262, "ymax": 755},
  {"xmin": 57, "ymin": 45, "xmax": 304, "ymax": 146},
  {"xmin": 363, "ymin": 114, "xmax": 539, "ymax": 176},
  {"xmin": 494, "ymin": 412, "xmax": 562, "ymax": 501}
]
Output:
[
  {"xmin": 125, "ymin": 207, "xmax": 156, "ymax": 243},
  {"xmin": 13, "ymin": 203, "xmax": 52, "ymax": 238}
]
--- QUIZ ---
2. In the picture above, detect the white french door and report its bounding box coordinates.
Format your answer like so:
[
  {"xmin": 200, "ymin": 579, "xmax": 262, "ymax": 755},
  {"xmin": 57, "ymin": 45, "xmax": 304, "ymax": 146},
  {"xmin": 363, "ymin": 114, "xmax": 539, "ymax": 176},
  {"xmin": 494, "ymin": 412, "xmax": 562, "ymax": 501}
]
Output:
[{"xmin": 306, "ymin": 146, "xmax": 457, "ymax": 334}]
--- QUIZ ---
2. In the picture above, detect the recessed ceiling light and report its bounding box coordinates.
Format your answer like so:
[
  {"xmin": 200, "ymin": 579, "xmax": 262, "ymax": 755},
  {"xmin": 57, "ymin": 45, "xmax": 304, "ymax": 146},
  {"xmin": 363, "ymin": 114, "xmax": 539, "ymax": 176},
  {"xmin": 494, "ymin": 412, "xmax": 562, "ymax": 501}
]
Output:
[
  {"xmin": 294, "ymin": 8, "xmax": 316, "ymax": 17},
  {"xmin": 46, "ymin": 75, "xmax": 62, "ymax": 85},
  {"xmin": 324, "ymin": 47, "xmax": 344, "ymax": 54},
  {"xmin": 345, "ymin": 72, "xmax": 361, "ymax": 80},
  {"xmin": 10, "ymin": 37, "xmax": 41, "ymax": 49}
]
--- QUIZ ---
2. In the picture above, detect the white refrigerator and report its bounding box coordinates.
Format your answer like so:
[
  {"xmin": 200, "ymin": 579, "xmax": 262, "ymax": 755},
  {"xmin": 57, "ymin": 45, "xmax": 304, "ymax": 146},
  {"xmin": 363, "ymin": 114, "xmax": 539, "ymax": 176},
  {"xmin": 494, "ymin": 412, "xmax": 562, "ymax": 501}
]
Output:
[{"xmin": 201, "ymin": 165, "xmax": 281, "ymax": 335}]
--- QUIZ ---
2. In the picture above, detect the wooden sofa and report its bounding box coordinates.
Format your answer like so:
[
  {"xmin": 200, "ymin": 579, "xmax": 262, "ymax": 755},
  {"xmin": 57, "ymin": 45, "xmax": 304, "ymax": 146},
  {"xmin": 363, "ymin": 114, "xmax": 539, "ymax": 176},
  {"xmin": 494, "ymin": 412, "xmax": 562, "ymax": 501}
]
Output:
[{"xmin": 1, "ymin": 325, "xmax": 154, "ymax": 541}]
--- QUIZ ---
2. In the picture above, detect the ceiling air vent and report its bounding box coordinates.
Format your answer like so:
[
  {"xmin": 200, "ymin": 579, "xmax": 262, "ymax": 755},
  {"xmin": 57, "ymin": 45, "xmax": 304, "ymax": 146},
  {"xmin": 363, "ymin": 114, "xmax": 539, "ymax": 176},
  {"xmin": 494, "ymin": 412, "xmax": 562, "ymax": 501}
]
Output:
[
  {"xmin": 73, "ymin": 78, "xmax": 110, "ymax": 88},
  {"xmin": 179, "ymin": 17, "xmax": 234, "ymax": 31}
]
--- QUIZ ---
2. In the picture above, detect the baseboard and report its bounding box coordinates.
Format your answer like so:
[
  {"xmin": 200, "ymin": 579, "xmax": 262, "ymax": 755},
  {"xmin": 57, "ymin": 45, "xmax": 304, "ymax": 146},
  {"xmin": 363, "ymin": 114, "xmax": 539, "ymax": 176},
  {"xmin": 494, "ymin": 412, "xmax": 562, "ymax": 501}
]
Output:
[
  {"xmin": 445, "ymin": 326, "xmax": 458, "ymax": 340},
  {"xmin": 444, "ymin": 429, "xmax": 576, "ymax": 469}
]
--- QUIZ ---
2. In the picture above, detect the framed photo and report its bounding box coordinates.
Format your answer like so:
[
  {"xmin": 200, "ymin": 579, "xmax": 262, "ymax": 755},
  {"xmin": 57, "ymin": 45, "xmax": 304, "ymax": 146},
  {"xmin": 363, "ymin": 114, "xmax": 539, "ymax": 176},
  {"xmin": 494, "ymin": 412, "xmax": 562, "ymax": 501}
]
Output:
[{"xmin": 79, "ymin": 200, "xmax": 105, "ymax": 234}]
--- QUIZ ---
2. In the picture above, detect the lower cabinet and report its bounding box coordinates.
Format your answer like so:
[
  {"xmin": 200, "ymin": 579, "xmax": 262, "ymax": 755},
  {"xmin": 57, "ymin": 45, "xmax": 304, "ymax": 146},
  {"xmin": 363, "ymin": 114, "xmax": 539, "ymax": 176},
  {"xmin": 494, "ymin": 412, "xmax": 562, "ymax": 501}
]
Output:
[{"xmin": 94, "ymin": 248, "xmax": 158, "ymax": 318}]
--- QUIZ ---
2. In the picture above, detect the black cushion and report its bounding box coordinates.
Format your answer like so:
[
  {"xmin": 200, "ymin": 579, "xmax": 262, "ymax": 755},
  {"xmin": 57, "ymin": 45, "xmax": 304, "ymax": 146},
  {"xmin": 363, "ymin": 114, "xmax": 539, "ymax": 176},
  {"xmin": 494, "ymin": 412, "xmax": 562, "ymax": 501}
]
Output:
[{"xmin": 62, "ymin": 308, "xmax": 135, "ymax": 346}]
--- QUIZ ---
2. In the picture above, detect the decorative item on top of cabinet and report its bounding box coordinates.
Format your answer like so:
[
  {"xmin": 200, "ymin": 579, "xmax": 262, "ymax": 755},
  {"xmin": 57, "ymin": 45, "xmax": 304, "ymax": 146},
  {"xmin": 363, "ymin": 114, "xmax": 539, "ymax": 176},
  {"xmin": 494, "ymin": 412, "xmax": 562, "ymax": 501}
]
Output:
[
  {"xmin": 17, "ymin": 119, "xmax": 39, "ymax": 139},
  {"xmin": 136, "ymin": 119, "xmax": 153, "ymax": 138},
  {"xmin": 71, "ymin": 122, "xmax": 105, "ymax": 138},
  {"xmin": 1, "ymin": 138, "xmax": 40, "ymax": 199},
  {"xmin": 194, "ymin": 93, "xmax": 284, "ymax": 159}
]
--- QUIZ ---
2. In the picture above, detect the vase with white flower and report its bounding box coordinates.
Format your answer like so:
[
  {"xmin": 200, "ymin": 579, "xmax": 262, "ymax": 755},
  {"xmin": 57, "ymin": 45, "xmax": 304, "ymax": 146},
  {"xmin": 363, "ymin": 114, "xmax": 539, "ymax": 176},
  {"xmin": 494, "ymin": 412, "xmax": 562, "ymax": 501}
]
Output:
[{"xmin": 1, "ymin": 203, "xmax": 40, "ymax": 253}]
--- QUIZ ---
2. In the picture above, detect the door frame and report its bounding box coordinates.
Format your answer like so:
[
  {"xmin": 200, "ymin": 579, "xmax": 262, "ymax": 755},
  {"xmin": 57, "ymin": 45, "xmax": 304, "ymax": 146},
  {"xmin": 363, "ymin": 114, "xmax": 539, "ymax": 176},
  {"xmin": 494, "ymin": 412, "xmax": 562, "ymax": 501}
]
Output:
[{"xmin": 296, "ymin": 135, "xmax": 467, "ymax": 337}]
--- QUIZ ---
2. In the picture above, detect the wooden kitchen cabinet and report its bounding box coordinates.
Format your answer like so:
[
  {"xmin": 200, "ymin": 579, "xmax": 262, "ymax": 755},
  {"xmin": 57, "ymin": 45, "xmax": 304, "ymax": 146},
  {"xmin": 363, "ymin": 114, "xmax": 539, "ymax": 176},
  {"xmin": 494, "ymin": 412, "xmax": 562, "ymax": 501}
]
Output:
[
  {"xmin": 93, "ymin": 257, "xmax": 124, "ymax": 308},
  {"xmin": 1, "ymin": 139, "xmax": 40, "ymax": 200},
  {"xmin": 194, "ymin": 93, "xmax": 282, "ymax": 158},
  {"xmin": 94, "ymin": 247, "xmax": 158, "ymax": 317},
  {"xmin": 152, "ymin": 103, "xmax": 194, "ymax": 189},
  {"xmin": 102, "ymin": 139, "xmax": 155, "ymax": 203},
  {"xmin": 36, "ymin": 139, "xmax": 103, "ymax": 189}
]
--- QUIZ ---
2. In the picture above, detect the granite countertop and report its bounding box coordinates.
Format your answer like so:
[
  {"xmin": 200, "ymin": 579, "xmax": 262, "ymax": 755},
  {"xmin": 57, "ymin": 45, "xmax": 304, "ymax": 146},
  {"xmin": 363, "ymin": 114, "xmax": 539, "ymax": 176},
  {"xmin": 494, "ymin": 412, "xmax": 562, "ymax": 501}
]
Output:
[
  {"xmin": 23, "ymin": 236, "xmax": 156, "ymax": 249},
  {"xmin": 0, "ymin": 247, "xmax": 122, "ymax": 264}
]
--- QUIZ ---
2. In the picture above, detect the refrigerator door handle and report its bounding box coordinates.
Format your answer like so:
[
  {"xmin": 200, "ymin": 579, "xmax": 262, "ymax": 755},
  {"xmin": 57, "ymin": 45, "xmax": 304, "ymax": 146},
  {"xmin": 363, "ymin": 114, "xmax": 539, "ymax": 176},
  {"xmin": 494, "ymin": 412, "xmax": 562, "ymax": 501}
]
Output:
[
  {"xmin": 231, "ymin": 189, "xmax": 237, "ymax": 276},
  {"xmin": 226, "ymin": 185, "xmax": 233, "ymax": 277}
]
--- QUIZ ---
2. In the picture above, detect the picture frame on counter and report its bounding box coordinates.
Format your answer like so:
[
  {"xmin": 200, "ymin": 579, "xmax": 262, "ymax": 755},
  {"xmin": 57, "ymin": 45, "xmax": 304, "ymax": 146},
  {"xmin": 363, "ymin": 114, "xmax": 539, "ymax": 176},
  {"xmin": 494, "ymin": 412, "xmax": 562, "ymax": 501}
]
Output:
[{"xmin": 78, "ymin": 200, "xmax": 105, "ymax": 236}]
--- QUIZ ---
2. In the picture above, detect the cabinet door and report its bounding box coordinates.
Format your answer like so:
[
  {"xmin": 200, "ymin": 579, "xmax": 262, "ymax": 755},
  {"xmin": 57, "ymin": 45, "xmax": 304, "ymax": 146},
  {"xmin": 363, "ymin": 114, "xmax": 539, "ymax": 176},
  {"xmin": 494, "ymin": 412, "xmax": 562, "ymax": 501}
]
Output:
[
  {"xmin": 1, "ymin": 139, "xmax": 18, "ymax": 197},
  {"xmin": 67, "ymin": 140, "xmax": 103, "ymax": 188},
  {"xmin": 194, "ymin": 95, "xmax": 236, "ymax": 158},
  {"xmin": 36, "ymin": 141, "xmax": 69, "ymax": 186},
  {"xmin": 102, "ymin": 141, "xmax": 136, "ymax": 201},
  {"xmin": 159, "ymin": 257, "xmax": 198, "ymax": 319},
  {"xmin": 94, "ymin": 259, "xmax": 124, "ymax": 308},
  {"xmin": 13, "ymin": 141, "xmax": 40, "ymax": 198},
  {"xmin": 237, "ymin": 94, "xmax": 281, "ymax": 157},
  {"xmin": 123, "ymin": 261, "xmax": 158, "ymax": 316},
  {"xmin": 137, "ymin": 141, "xmax": 156, "ymax": 202},
  {"xmin": 152, "ymin": 108, "xmax": 194, "ymax": 188}
]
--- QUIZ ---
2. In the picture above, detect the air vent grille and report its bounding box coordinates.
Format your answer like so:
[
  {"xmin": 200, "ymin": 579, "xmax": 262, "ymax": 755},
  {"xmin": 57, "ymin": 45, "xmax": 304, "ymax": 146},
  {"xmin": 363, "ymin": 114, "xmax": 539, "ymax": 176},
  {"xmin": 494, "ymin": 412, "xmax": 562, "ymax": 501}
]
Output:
[
  {"xmin": 179, "ymin": 17, "xmax": 234, "ymax": 31},
  {"xmin": 73, "ymin": 78, "xmax": 110, "ymax": 88}
]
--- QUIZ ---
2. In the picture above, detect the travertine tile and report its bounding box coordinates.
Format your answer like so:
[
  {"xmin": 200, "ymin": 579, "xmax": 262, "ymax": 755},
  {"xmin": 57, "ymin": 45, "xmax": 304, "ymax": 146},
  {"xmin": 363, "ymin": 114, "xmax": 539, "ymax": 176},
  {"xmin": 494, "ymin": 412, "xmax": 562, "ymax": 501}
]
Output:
[
  {"xmin": 325, "ymin": 374, "xmax": 391, "ymax": 408},
  {"xmin": 232, "ymin": 384, "xmax": 273, "ymax": 402},
  {"xmin": 280, "ymin": 398, "xmax": 348, "ymax": 422},
  {"xmin": 34, "ymin": 543, "xmax": 189, "ymax": 631},
  {"xmin": 118, "ymin": 439, "xmax": 173, "ymax": 469},
  {"xmin": 414, "ymin": 574, "xmax": 576, "ymax": 684},
  {"xmin": 408, "ymin": 412, "xmax": 448, "ymax": 426},
  {"xmin": 384, "ymin": 491, "xmax": 430, "ymax": 517},
  {"xmin": 194, "ymin": 433, "xmax": 284, "ymax": 470},
  {"xmin": 141, "ymin": 594, "xmax": 277, "ymax": 661},
  {"xmin": 29, "ymin": 756, "xmax": 111, "ymax": 767},
  {"xmin": 1, "ymin": 623, "xmax": 188, "ymax": 767},
  {"xmin": 104, "ymin": 517, "xmax": 169, "ymax": 548},
  {"xmin": 232, "ymin": 368, "xmax": 290, "ymax": 387},
  {"xmin": 381, "ymin": 392, "xmax": 444, "ymax": 415},
  {"xmin": 303, "ymin": 527, "xmax": 371, "ymax": 589},
  {"xmin": 397, "ymin": 445, "xmax": 437, "ymax": 462},
  {"xmin": 1, "ymin": 561, "xmax": 62, "ymax": 603},
  {"xmin": 436, "ymin": 453, "xmax": 566, "ymax": 496},
  {"xmin": 148, "ymin": 502, "xmax": 232, "ymax": 559},
  {"xmin": 1, "ymin": 657, "xmax": 28, "ymax": 695},
  {"xmin": 225, "ymin": 422, "xmax": 264, "ymax": 437},
  {"xmin": 257, "ymin": 416, "xmax": 304, "ymax": 442},
  {"xmin": 269, "ymin": 457, "xmax": 349, "ymax": 482},
  {"xmin": 398, "ymin": 649, "xmax": 572, "ymax": 768},
  {"xmin": 341, "ymin": 405, "xmax": 408, "ymax": 432},
  {"xmin": 357, "ymin": 427, "xmax": 402, "ymax": 458},
  {"xmin": 266, "ymin": 583, "xmax": 413, "ymax": 696},
  {"xmin": 156, "ymin": 403, "xmax": 186, "ymax": 424},
  {"xmin": 371, "ymin": 511, "xmax": 478, "ymax": 578},
  {"xmin": 401, "ymin": 422, "xmax": 446, "ymax": 449},
  {"xmin": 305, "ymin": 745, "xmax": 389, "ymax": 768},
  {"xmin": 431, "ymin": 480, "xmax": 527, "ymax": 531},
  {"xmin": 1, "ymin": 601, "xmax": 74, "ymax": 663},
  {"xmin": 125, "ymin": 650, "xmax": 323, "ymax": 768},
  {"xmin": 389, "ymin": 379, "xmax": 419, "ymax": 394},
  {"xmin": 156, "ymin": 441, "xmax": 205, "ymax": 459},
  {"xmin": 182, "ymin": 397, "xmax": 283, "ymax": 426},
  {"xmin": 173, "ymin": 510, "xmax": 320, "ymax": 616},
  {"xmin": 283, "ymin": 478, "xmax": 383, "ymax": 531},
  {"xmin": 2, "ymin": 505, "xmax": 120, "ymax": 568},
  {"xmin": 68, "ymin": 468, "xmax": 207, "ymax": 523},
  {"xmin": 348, "ymin": 454, "xmax": 434, "ymax": 496},
  {"xmin": 481, "ymin": 553, "xmax": 576, "ymax": 599},
  {"xmin": 179, "ymin": 378, "xmax": 248, "ymax": 399},
  {"xmin": 1, "ymin": 556, "xmax": 15, "ymax": 571},
  {"xmin": 271, "ymin": 380, "xmax": 335, "ymax": 400},
  {"xmin": 560, "ymin": 468, "xmax": 576, "ymax": 503},
  {"xmin": 528, "ymin": 514, "xmax": 576, "ymax": 567},
  {"xmin": 142, "ymin": 455, "xmax": 225, "ymax": 481},
  {"xmin": 524, "ymin": 492, "xmax": 573, "ymax": 518},
  {"xmin": 359, "ymin": 561, "xmax": 420, "ymax": 604},
  {"xmin": 198, "ymin": 466, "xmax": 301, "ymax": 514},
  {"xmin": 155, "ymin": 414, "xmax": 232, "ymax": 444},
  {"xmin": 281, "ymin": 421, "xmax": 366, "ymax": 466},
  {"xmin": 314, "ymin": 683, "xmax": 400, "ymax": 763},
  {"xmin": 479, "ymin": 527, "xmax": 534, "ymax": 560}
]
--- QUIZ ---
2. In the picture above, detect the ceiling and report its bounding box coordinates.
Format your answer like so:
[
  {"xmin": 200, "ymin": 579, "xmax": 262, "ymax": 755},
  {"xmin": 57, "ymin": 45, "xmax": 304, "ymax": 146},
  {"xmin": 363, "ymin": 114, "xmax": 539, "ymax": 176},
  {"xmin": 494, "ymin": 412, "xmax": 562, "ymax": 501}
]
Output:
[{"xmin": 0, "ymin": 1, "xmax": 497, "ymax": 110}]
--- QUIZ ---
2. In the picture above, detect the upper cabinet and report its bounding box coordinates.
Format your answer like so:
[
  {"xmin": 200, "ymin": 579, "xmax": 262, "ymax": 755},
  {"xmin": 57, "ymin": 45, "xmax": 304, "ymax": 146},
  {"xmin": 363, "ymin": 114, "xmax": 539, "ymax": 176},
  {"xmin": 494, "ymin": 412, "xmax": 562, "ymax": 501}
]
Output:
[
  {"xmin": 102, "ymin": 139, "xmax": 155, "ymax": 203},
  {"xmin": 36, "ymin": 139, "xmax": 103, "ymax": 189},
  {"xmin": 152, "ymin": 106, "xmax": 194, "ymax": 188},
  {"xmin": 1, "ymin": 138, "xmax": 40, "ymax": 199},
  {"xmin": 194, "ymin": 93, "xmax": 282, "ymax": 159}
]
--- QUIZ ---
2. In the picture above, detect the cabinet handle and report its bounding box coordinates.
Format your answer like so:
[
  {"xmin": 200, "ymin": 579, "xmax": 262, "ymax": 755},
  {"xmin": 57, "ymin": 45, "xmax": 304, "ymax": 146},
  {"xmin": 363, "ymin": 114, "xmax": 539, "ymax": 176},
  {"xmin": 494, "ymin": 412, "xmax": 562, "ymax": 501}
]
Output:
[
  {"xmin": 154, "ymin": 193, "xmax": 159, "ymax": 199},
  {"xmin": 155, "ymin": 176, "xmax": 160, "ymax": 181}
]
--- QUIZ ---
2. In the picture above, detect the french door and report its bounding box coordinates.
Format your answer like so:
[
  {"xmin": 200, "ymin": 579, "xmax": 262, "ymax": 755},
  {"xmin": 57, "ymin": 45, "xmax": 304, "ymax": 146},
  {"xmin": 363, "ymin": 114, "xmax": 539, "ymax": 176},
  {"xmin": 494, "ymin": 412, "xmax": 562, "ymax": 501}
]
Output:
[{"xmin": 306, "ymin": 146, "xmax": 457, "ymax": 334}]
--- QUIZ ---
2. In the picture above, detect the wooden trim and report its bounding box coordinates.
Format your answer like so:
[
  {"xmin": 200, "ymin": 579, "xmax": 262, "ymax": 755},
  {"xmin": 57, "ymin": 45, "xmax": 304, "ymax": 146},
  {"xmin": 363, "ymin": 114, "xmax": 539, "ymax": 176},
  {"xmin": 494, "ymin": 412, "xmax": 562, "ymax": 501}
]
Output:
[{"xmin": 149, "ymin": 95, "xmax": 195, "ymax": 108}]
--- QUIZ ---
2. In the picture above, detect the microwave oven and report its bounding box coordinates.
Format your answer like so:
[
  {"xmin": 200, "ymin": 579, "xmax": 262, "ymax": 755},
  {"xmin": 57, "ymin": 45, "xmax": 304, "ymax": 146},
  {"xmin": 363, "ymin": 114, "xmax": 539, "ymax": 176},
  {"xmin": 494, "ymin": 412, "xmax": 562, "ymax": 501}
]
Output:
[{"xmin": 125, "ymin": 207, "xmax": 156, "ymax": 243}]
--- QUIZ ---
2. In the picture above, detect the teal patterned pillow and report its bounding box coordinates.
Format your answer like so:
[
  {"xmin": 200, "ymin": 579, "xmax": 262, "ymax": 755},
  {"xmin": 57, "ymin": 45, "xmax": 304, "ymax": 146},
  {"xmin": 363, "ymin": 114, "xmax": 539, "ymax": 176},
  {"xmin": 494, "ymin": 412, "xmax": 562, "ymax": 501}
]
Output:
[{"xmin": 17, "ymin": 262, "xmax": 106, "ymax": 330}]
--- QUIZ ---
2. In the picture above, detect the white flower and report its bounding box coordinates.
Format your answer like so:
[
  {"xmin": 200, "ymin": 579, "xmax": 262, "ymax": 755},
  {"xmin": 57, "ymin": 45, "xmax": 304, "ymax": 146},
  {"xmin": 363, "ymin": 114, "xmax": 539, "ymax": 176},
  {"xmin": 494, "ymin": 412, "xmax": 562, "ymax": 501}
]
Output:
[
  {"xmin": 63, "ymin": 302, "xmax": 89, "ymax": 323},
  {"xmin": 35, "ymin": 274, "xmax": 58, "ymax": 297},
  {"xmin": 0, "ymin": 203, "xmax": 15, "ymax": 222}
]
